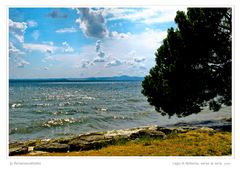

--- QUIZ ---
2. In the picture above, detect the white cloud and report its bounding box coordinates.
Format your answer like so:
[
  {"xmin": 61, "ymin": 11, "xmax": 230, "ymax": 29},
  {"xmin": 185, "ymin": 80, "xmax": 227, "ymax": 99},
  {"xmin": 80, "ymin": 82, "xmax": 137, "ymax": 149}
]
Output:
[
  {"xmin": 93, "ymin": 56, "xmax": 105, "ymax": 63},
  {"xmin": 76, "ymin": 60, "xmax": 90, "ymax": 69},
  {"xmin": 23, "ymin": 43, "xmax": 57, "ymax": 54},
  {"xmin": 75, "ymin": 8, "xmax": 108, "ymax": 38},
  {"xmin": 32, "ymin": 30, "xmax": 40, "ymax": 40},
  {"xmin": 101, "ymin": 29, "xmax": 167, "ymax": 75},
  {"xmin": 96, "ymin": 40, "xmax": 101, "ymax": 52},
  {"xmin": 105, "ymin": 58, "xmax": 123, "ymax": 67},
  {"xmin": 110, "ymin": 31, "xmax": 131, "ymax": 40},
  {"xmin": 105, "ymin": 7, "xmax": 187, "ymax": 24},
  {"xmin": 16, "ymin": 59, "xmax": 30, "ymax": 68},
  {"xmin": 42, "ymin": 41, "xmax": 54, "ymax": 46},
  {"xmin": 9, "ymin": 19, "xmax": 27, "ymax": 43},
  {"xmin": 27, "ymin": 20, "xmax": 38, "ymax": 27},
  {"xmin": 75, "ymin": 7, "xmax": 175, "ymax": 40},
  {"xmin": 102, "ymin": 8, "xmax": 136, "ymax": 19},
  {"xmin": 139, "ymin": 65, "xmax": 147, "ymax": 70},
  {"xmin": 46, "ymin": 49, "xmax": 52, "ymax": 54},
  {"xmin": 97, "ymin": 51, "xmax": 105, "ymax": 58},
  {"xmin": 44, "ymin": 28, "xmax": 168, "ymax": 77},
  {"xmin": 81, "ymin": 63, "xmax": 88, "ymax": 68},
  {"xmin": 66, "ymin": 28, "xmax": 167, "ymax": 76},
  {"xmin": 47, "ymin": 10, "xmax": 68, "ymax": 18},
  {"xmin": 9, "ymin": 42, "xmax": 24, "ymax": 55},
  {"xmin": 62, "ymin": 41, "xmax": 74, "ymax": 53},
  {"xmin": 102, "ymin": 29, "xmax": 167, "ymax": 63},
  {"xmin": 93, "ymin": 40, "xmax": 106, "ymax": 63},
  {"xmin": 9, "ymin": 42, "xmax": 26, "ymax": 67},
  {"xmin": 134, "ymin": 57, "xmax": 146, "ymax": 62},
  {"xmin": 56, "ymin": 27, "xmax": 77, "ymax": 33}
]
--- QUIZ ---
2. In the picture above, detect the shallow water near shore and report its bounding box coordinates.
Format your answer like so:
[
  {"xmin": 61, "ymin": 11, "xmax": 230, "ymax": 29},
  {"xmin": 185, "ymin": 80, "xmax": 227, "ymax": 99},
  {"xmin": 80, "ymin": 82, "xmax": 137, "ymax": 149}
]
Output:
[{"xmin": 9, "ymin": 80, "xmax": 231, "ymax": 142}]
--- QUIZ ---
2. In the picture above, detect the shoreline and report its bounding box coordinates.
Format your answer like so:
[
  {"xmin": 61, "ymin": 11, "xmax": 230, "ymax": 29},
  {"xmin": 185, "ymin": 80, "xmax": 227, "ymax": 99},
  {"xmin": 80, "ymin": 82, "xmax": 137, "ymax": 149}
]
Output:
[{"xmin": 9, "ymin": 118, "xmax": 232, "ymax": 156}]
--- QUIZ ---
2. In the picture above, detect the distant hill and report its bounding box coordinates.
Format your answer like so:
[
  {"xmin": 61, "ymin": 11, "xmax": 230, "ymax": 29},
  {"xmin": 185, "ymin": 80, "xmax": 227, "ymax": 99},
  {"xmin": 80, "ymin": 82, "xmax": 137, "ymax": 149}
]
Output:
[
  {"xmin": 9, "ymin": 76, "xmax": 144, "ymax": 83},
  {"xmin": 82, "ymin": 75, "xmax": 144, "ymax": 81}
]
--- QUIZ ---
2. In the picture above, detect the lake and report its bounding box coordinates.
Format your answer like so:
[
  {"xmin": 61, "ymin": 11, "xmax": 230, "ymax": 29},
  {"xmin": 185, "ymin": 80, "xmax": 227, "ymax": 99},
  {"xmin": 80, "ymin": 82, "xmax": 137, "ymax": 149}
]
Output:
[{"xmin": 9, "ymin": 80, "xmax": 231, "ymax": 142}]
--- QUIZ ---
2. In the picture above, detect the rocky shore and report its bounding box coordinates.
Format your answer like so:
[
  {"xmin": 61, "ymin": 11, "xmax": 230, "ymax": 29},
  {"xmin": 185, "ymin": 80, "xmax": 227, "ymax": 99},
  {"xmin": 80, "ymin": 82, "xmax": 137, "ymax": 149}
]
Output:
[{"xmin": 9, "ymin": 122, "xmax": 231, "ymax": 156}]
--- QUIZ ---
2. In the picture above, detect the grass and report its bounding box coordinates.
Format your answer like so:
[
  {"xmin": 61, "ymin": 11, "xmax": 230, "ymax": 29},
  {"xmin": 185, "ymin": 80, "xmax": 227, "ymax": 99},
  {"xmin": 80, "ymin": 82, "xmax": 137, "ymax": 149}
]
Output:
[{"xmin": 25, "ymin": 130, "xmax": 231, "ymax": 156}]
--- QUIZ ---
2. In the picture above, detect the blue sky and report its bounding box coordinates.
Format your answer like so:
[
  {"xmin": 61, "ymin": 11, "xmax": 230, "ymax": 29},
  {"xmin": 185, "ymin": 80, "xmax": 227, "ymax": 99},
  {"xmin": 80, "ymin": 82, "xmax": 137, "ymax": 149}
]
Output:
[{"xmin": 9, "ymin": 7, "xmax": 186, "ymax": 78}]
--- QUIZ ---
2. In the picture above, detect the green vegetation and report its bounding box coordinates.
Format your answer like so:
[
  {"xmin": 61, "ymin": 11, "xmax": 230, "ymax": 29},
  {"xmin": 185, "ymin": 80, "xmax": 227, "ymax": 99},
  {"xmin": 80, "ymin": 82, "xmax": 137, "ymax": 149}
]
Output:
[
  {"xmin": 25, "ymin": 130, "xmax": 231, "ymax": 156},
  {"xmin": 142, "ymin": 8, "xmax": 232, "ymax": 117}
]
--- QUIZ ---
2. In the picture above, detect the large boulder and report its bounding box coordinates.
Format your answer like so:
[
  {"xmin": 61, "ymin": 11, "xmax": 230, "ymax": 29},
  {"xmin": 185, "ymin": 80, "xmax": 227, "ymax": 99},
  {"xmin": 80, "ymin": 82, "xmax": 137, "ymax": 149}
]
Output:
[
  {"xmin": 9, "ymin": 146, "xmax": 28, "ymax": 156},
  {"xmin": 68, "ymin": 138, "xmax": 114, "ymax": 151}
]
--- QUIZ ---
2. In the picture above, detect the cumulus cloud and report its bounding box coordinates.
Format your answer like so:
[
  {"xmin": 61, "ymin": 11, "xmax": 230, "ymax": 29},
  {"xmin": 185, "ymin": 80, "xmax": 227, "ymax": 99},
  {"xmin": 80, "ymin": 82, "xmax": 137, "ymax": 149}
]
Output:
[
  {"xmin": 47, "ymin": 9, "xmax": 68, "ymax": 18},
  {"xmin": 125, "ymin": 51, "xmax": 146, "ymax": 65},
  {"xmin": 9, "ymin": 19, "xmax": 27, "ymax": 43},
  {"xmin": 43, "ymin": 41, "xmax": 54, "ymax": 46},
  {"xmin": 27, "ymin": 20, "xmax": 38, "ymax": 27},
  {"xmin": 56, "ymin": 27, "xmax": 77, "ymax": 33},
  {"xmin": 16, "ymin": 59, "xmax": 30, "ymax": 68},
  {"xmin": 139, "ymin": 65, "xmax": 147, "ymax": 70},
  {"xmin": 76, "ymin": 8, "xmax": 108, "ymax": 38},
  {"xmin": 110, "ymin": 31, "xmax": 131, "ymax": 40},
  {"xmin": 62, "ymin": 41, "xmax": 74, "ymax": 53},
  {"xmin": 9, "ymin": 42, "xmax": 24, "ymax": 55},
  {"xmin": 75, "ymin": 60, "xmax": 91, "ymax": 69},
  {"xmin": 105, "ymin": 58, "xmax": 123, "ymax": 67},
  {"xmin": 46, "ymin": 49, "xmax": 52, "ymax": 54},
  {"xmin": 96, "ymin": 40, "xmax": 101, "ymax": 52},
  {"xmin": 92, "ymin": 40, "xmax": 106, "ymax": 63},
  {"xmin": 93, "ymin": 56, "xmax": 105, "ymax": 63},
  {"xmin": 95, "ymin": 40, "xmax": 105, "ymax": 57},
  {"xmin": 134, "ymin": 57, "xmax": 146, "ymax": 62},
  {"xmin": 97, "ymin": 51, "xmax": 105, "ymax": 58},
  {"xmin": 23, "ymin": 43, "xmax": 57, "ymax": 54},
  {"xmin": 57, "ymin": 27, "xmax": 168, "ymax": 77},
  {"xmin": 9, "ymin": 41, "xmax": 28, "ymax": 71},
  {"xmin": 9, "ymin": 42, "xmax": 26, "ymax": 72},
  {"xmin": 81, "ymin": 63, "xmax": 87, "ymax": 68}
]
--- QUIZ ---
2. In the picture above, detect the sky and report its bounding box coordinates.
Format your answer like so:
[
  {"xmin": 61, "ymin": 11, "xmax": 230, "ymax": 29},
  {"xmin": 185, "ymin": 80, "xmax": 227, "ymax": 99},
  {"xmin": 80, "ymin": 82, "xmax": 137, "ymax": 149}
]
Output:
[{"xmin": 9, "ymin": 7, "xmax": 186, "ymax": 79}]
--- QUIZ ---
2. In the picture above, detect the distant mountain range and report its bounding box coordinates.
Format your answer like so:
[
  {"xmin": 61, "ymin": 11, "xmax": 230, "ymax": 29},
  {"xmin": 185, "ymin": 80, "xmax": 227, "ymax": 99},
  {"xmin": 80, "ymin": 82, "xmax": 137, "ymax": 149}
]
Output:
[{"xmin": 9, "ymin": 75, "xmax": 144, "ymax": 82}]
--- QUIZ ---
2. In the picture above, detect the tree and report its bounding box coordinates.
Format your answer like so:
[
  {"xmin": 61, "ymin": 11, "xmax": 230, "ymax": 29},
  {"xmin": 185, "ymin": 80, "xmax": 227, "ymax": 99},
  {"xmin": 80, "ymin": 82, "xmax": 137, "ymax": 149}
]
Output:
[{"xmin": 142, "ymin": 8, "xmax": 232, "ymax": 117}]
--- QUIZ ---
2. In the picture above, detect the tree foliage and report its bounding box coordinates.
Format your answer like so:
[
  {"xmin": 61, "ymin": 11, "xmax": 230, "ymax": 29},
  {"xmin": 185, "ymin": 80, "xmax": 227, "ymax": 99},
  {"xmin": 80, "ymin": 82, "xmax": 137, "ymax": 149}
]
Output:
[{"xmin": 142, "ymin": 8, "xmax": 232, "ymax": 117}]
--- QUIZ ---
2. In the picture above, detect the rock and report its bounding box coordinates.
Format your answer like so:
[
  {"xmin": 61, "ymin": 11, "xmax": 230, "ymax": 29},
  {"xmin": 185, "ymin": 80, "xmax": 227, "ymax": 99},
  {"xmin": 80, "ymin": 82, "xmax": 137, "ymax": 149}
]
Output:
[
  {"xmin": 78, "ymin": 133, "xmax": 106, "ymax": 142},
  {"xmin": 51, "ymin": 137, "xmax": 73, "ymax": 144},
  {"xmin": 34, "ymin": 143, "xmax": 69, "ymax": 152},
  {"xmin": 25, "ymin": 140, "xmax": 38, "ymax": 146},
  {"xmin": 157, "ymin": 127, "xmax": 175, "ymax": 135},
  {"xmin": 81, "ymin": 140, "xmax": 113, "ymax": 151},
  {"xmin": 9, "ymin": 142, "xmax": 24, "ymax": 149},
  {"xmin": 212, "ymin": 125, "xmax": 232, "ymax": 132},
  {"xmin": 8, "ymin": 125, "xmax": 222, "ymax": 155},
  {"xmin": 68, "ymin": 139, "xmax": 88, "ymax": 151},
  {"xmin": 68, "ymin": 138, "xmax": 114, "ymax": 151},
  {"xmin": 197, "ymin": 127, "xmax": 214, "ymax": 132},
  {"xmin": 9, "ymin": 146, "xmax": 28, "ymax": 156},
  {"xmin": 105, "ymin": 128, "xmax": 138, "ymax": 137},
  {"xmin": 28, "ymin": 146, "xmax": 34, "ymax": 152},
  {"xmin": 171, "ymin": 127, "xmax": 189, "ymax": 133},
  {"xmin": 129, "ymin": 129, "xmax": 166, "ymax": 139}
]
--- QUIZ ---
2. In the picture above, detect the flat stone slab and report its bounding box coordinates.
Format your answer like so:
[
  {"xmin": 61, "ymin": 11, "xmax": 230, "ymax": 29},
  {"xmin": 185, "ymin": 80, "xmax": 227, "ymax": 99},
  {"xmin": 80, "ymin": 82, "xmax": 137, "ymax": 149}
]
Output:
[{"xmin": 9, "ymin": 146, "xmax": 28, "ymax": 156}]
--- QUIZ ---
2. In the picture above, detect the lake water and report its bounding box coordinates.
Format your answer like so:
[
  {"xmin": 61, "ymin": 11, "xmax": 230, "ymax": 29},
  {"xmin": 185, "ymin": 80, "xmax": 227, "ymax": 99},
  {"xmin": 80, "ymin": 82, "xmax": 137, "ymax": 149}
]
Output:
[{"xmin": 9, "ymin": 80, "xmax": 231, "ymax": 142}]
